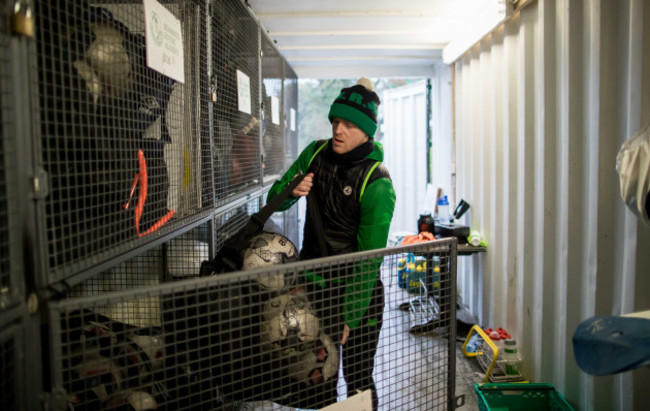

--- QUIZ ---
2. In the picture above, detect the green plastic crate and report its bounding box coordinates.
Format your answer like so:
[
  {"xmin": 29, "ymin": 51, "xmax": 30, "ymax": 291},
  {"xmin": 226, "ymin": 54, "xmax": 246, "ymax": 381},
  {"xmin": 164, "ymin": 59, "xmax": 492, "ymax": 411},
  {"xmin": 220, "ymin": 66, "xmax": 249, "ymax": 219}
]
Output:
[{"xmin": 474, "ymin": 383, "xmax": 574, "ymax": 411}]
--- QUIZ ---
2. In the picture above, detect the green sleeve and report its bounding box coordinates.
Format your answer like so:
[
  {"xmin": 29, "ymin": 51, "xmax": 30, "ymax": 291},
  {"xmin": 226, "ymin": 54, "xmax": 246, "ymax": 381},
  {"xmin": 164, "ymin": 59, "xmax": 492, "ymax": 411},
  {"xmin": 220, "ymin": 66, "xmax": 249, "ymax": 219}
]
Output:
[
  {"xmin": 266, "ymin": 140, "xmax": 321, "ymax": 211},
  {"xmin": 343, "ymin": 177, "xmax": 396, "ymax": 329}
]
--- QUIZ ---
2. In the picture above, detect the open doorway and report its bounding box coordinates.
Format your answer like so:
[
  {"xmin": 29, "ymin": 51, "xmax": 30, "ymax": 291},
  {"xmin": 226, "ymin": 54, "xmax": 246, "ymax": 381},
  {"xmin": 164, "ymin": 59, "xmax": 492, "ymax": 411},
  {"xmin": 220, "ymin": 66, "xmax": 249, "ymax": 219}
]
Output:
[
  {"xmin": 296, "ymin": 78, "xmax": 431, "ymax": 245},
  {"xmin": 382, "ymin": 80, "xmax": 431, "ymax": 236}
]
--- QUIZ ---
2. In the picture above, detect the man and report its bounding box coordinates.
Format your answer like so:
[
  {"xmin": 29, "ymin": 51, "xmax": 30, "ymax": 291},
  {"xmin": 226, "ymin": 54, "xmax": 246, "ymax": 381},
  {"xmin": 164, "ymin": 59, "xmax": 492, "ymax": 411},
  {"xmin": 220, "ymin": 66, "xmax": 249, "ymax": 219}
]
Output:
[{"xmin": 267, "ymin": 77, "xmax": 396, "ymax": 410}]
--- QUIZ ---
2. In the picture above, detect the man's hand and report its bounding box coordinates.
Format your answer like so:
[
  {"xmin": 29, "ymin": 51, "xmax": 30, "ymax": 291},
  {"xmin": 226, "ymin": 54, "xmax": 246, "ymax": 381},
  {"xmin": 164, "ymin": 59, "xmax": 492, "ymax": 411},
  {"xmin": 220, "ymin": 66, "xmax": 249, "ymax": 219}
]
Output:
[
  {"xmin": 292, "ymin": 172, "xmax": 314, "ymax": 197},
  {"xmin": 341, "ymin": 324, "xmax": 350, "ymax": 345}
]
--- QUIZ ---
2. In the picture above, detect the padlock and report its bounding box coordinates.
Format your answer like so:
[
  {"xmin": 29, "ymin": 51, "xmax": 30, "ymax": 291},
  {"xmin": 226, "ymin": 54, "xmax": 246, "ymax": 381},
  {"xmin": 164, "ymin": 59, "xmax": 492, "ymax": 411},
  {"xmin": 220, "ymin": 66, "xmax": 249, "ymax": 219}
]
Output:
[{"xmin": 11, "ymin": 1, "xmax": 34, "ymax": 37}]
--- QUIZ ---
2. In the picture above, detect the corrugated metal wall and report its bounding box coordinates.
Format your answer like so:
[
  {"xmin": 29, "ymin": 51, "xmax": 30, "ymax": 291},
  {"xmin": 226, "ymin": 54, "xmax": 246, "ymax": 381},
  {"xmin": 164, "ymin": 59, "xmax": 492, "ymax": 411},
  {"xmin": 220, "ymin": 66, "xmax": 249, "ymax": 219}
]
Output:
[{"xmin": 449, "ymin": 1, "xmax": 650, "ymax": 409}]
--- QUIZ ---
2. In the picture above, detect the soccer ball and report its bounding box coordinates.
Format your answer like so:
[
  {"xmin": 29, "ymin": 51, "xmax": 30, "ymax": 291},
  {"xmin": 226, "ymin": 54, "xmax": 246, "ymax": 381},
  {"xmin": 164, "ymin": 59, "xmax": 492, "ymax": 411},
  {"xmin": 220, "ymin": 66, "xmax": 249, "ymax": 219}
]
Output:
[
  {"xmin": 260, "ymin": 291, "xmax": 320, "ymax": 353},
  {"xmin": 242, "ymin": 232, "xmax": 299, "ymax": 291},
  {"xmin": 285, "ymin": 331, "xmax": 339, "ymax": 386},
  {"xmin": 69, "ymin": 350, "xmax": 123, "ymax": 406},
  {"xmin": 259, "ymin": 290, "xmax": 339, "ymax": 387}
]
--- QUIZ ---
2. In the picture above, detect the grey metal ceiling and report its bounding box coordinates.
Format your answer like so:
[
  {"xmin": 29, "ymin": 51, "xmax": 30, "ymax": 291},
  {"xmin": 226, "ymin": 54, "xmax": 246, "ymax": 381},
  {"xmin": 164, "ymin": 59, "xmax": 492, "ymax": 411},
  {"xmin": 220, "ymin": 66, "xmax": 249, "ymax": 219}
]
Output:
[{"xmin": 247, "ymin": 0, "xmax": 498, "ymax": 78}]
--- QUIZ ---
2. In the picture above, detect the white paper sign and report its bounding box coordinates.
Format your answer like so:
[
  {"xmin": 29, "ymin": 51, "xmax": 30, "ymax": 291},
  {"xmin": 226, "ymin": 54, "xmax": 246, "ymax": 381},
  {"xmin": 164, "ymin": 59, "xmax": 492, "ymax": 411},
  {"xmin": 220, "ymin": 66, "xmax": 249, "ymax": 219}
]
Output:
[
  {"xmin": 143, "ymin": 0, "xmax": 185, "ymax": 83},
  {"xmin": 271, "ymin": 96, "xmax": 280, "ymax": 125},
  {"xmin": 290, "ymin": 108, "xmax": 296, "ymax": 131},
  {"xmin": 236, "ymin": 70, "xmax": 251, "ymax": 114}
]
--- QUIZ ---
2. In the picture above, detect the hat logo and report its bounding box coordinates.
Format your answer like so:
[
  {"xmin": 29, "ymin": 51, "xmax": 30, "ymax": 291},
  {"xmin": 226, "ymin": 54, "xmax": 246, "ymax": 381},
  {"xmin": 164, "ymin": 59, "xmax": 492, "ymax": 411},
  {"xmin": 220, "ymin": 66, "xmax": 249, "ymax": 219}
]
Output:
[
  {"xmin": 343, "ymin": 186, "xmax": 352, "ymax": 196},
  {"xmin": 336, "ymin": 91, "xmax": 378, "ymax": 115},
  {"xmin": 348, "ymin": 92, "xmax": 364, "ymax": 104}
]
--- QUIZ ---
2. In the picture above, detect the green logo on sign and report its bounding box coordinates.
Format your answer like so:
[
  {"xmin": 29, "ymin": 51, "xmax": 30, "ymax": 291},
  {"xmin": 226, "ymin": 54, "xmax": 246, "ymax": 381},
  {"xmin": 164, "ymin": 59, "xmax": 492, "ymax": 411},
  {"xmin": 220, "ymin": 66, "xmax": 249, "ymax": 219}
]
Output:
[{"xmin": 150, "ymin": 11, "xmax": 163, "ymax": 47}]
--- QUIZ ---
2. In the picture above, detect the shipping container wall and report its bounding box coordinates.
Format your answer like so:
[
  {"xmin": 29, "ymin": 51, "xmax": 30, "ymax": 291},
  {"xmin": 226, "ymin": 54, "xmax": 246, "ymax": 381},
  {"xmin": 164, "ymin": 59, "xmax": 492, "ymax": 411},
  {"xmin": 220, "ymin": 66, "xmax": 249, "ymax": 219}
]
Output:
[{"xmin": 449, "ymin": 1, "xmax": 650, "ymax": 410}]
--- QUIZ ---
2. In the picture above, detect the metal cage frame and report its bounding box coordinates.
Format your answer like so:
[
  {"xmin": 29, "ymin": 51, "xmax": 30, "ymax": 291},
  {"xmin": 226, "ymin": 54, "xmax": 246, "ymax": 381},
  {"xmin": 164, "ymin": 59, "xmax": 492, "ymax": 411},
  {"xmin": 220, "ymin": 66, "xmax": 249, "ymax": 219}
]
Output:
[
  {"xmin": 48, "ymin": 239, "xmax": 458, "ymax": 410},
  {"xmin": 0, "ymin": 0, "xmax": 460, "ymax": 410}
]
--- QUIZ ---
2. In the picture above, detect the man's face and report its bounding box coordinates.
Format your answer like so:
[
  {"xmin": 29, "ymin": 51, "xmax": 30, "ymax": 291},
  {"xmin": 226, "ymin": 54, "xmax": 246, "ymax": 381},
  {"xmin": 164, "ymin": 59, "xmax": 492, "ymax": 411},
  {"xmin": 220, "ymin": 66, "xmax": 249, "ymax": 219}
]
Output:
[{"xmin": 331, "ymin": 117, "xmax": 369, "ymax": 154}]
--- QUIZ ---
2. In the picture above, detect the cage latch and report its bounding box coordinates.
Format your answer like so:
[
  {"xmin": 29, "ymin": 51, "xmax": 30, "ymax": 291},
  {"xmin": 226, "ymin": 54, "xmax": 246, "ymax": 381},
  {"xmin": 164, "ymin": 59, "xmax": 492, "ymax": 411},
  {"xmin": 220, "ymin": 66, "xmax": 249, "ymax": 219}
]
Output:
[{"xmin": 30, "ymin": 167, "xmax": 49, "ymax": 200}]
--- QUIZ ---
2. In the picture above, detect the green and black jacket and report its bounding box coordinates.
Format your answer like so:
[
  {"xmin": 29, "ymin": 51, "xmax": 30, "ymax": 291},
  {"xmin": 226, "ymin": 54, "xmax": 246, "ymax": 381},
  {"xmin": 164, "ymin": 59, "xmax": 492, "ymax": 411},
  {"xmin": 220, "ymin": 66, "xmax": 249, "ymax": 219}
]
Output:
[{"xmin": 267, "ymin": 139, "xmax": 396, "ymax": 329}]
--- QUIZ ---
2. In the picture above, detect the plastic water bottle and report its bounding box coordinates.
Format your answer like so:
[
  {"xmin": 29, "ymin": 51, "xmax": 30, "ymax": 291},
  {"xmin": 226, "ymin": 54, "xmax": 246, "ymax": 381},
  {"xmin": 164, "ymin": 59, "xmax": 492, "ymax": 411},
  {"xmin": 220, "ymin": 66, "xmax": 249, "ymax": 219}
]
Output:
[
  {"xmin": 432, "ymin": 264, "xmax": 440, "ymax": 291},
  {"xmin": 466, "ymin": 333, "xmax": 483, "ymax": 353},
  {"xmin": 504, "ymin": 338, "xmax": 521, "ymax": 376},
  {"xmin": 437, "ymin": 196, "xmax": 450, "ymax": 223},
  {"xmin": 398, "ymin": 253, "xmax": 414, "ymax": 289},
  {"xmin": 489, "ymin": 330, "xmax": 504, "ymax": 355},
  {"xmin": 408, "ymin": 257, "xmax": 427, "ymax": 294},
  {"xmin": 397, "ymin": 257, "xmax": 407, "ymax": 289}
]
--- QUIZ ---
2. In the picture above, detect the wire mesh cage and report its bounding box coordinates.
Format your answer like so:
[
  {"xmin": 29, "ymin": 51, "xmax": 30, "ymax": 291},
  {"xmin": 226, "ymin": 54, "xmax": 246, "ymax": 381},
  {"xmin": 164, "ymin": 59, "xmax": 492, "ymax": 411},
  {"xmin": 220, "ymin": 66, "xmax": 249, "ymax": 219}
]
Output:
[
  {"xmin": 282, "ymin": 61, "xmax": 298, "ymax": 165},
  {"xmin": 165, "ymin": 223, "xmax": 212, "ymax": 281},
  {"xmin": 1, "ymin": 323, "xmax": 25, "ymax": 411},
  {"xmin": 34, "ymin": 0, "xmax": 211, "ymax": 281},
  {"xmin": 53, "ymin": 161, "xmax": 262, "ymax": 342},
  {"xmin": 47, "ymin": 239, "xmax": 457, "ymax": 410},
  {"xmin": 261, "ymin": 33, "xmax": 284, "ymax": 185},
  {"xmin": 214, "ymin": 196, "xmax": 261, "ymax": 250},
  {"xmin": 0, "ymin": 22, "xmax": 14, "ymax": 311},
  {"xmin": 6, "ymin": 1, "xmax": 463, "ymax": 410},
  {"xmin": 63, "ymin": 221, "xmax": 212, "ymax": 328},
  {"xmin": 66, "ymin": 246, "xmax": 166, "ymax": 328},
  {"xmin": 211, "ymin": 0, "xmax": 261, "ymax": 203},
  {"xmin": 1, "ymin": 7, "xmax": 31, "ymax": 410},
  {"xmin": 260, "ymin": 189, "xmax": 300, "ymax": 250},
  {"xmin": 276, "ymin": 64, "xmax": 300, "ymax": 249},
  {"xmin": 0, "ymin": 331, "xmax": 16, "ymax": 409}
]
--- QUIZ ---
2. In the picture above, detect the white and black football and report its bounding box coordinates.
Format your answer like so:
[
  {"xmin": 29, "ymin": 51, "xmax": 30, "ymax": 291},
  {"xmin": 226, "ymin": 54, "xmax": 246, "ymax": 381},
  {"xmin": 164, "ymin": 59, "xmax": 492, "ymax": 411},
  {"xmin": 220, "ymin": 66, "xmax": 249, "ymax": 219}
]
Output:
[{"xmin": 242, "ymin": 232, "xmax": 299, "ymax": 291}]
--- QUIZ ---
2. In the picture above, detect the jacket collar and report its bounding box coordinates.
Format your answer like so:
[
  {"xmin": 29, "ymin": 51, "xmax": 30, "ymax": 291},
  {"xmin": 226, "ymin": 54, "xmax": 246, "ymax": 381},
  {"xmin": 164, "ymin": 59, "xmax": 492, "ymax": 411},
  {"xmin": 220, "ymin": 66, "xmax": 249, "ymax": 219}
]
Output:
[{"xmin": 323, "ymin": 139, "xmax": 383, "ymax": 164}]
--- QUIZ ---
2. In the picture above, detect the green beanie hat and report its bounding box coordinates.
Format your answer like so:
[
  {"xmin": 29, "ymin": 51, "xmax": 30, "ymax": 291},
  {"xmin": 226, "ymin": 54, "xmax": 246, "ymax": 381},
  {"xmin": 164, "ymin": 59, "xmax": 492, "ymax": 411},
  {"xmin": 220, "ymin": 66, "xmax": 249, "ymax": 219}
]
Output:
[{"xmin": 328, "ymin": 77, "xmax": 381, "ymax": 138}]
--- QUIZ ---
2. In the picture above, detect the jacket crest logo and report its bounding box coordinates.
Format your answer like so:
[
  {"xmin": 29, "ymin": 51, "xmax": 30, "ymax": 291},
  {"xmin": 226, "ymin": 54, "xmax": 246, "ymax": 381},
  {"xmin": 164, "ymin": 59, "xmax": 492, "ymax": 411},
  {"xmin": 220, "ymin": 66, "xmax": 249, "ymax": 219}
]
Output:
[{"xmin": 343, "ymin": 186, "xmax": 352, "ymax": 196}]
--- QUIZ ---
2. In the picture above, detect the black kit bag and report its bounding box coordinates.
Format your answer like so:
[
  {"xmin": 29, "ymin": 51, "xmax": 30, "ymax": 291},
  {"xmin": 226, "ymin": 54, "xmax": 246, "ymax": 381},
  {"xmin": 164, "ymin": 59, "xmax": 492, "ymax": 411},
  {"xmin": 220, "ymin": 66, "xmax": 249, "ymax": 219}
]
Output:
[{"xmin": 161, "ymin": 174, "xmax": 303, "ymax": 408}]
